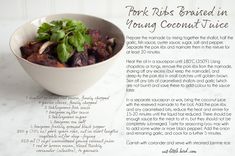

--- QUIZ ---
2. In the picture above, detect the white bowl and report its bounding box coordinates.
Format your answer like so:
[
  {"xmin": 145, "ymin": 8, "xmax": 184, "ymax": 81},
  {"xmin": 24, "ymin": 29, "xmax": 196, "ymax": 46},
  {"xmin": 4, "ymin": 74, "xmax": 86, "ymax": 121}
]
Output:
[{"xmin": 10, "ymin": 14, "xmax": 125, "ymax": 96}]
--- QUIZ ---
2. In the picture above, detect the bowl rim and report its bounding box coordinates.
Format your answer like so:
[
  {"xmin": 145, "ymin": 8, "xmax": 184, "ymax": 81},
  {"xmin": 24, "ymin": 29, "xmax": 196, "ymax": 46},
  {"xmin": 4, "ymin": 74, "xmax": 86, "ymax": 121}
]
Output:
[{"xmin": 9, "ymin": 13, "xmax": 125, "ymax": 70}]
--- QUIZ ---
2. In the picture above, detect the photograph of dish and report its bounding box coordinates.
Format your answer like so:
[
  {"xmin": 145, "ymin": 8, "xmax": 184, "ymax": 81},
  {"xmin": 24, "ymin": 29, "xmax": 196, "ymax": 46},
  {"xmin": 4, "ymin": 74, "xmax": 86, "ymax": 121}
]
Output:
[{"xmin": 10, "ymin": 14, "xmax": 125, "ymax": 95}]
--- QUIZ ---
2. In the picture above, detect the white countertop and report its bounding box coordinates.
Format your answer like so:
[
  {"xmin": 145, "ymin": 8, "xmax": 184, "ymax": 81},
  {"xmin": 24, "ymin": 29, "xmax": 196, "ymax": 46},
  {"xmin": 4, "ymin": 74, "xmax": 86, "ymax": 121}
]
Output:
[{"xmin": 0, "ymin": 18, "xmax": 127, "ymax": 156}]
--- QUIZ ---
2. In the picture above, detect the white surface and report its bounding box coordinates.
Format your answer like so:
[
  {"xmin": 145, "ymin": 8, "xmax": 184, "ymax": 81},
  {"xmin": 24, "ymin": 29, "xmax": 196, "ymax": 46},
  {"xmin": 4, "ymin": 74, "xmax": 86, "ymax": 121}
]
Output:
[{"xmin": 0, "ymin": 1, "xmax": 126, "ymax": 155}]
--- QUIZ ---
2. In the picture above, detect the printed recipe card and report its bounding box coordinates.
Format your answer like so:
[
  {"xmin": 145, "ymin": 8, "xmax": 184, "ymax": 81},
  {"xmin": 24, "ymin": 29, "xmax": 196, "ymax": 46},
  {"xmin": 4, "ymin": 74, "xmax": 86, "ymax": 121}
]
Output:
[{"xmin": 0, "ymin": 0, "xmax": 234, "ymax": 156}]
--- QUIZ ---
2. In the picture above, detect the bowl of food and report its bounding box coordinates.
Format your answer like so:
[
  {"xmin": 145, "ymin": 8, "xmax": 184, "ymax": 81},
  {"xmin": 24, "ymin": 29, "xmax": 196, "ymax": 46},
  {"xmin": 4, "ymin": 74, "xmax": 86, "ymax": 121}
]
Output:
[{"xmin": 10, "ymin": 14, "xmax": 125, "ymax": 96}]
